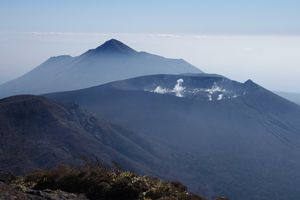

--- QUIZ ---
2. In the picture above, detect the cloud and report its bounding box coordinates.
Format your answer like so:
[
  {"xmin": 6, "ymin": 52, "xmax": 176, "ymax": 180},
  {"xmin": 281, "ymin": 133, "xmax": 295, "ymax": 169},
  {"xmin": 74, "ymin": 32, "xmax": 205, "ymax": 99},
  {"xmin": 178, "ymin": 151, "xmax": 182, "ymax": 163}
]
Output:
[{"xmin": 27, "ymin": 32, "xmax": 212, "ymax": 40}]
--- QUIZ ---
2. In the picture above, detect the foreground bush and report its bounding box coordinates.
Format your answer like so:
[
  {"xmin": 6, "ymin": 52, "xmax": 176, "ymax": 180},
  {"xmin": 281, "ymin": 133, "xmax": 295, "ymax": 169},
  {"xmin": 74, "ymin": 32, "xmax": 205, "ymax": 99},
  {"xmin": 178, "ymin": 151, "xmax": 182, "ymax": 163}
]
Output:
[{"xmin": 11, "ymin": 163, "xmax": 206, "ymax": 200}]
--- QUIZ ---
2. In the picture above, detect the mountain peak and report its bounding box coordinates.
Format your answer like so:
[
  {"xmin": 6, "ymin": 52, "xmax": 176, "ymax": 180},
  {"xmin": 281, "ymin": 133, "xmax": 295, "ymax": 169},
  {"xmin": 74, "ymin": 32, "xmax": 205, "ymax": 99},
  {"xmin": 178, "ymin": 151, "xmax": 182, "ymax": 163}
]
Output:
[
  {"xmin": 243, "ymin": 79, "xmax": 261, "ymax": 91},
  {"xmin": 94, "ymin": 39, "xmax": 137, "ymax": 55}
]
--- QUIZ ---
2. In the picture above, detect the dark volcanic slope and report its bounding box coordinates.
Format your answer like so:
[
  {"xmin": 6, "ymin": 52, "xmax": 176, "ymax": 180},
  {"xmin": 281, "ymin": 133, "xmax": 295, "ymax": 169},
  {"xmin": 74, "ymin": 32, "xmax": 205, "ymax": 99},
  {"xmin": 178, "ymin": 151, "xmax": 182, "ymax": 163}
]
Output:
[
  {"xmin": 0, "ymin": 95, "xmax": 161, "ymax": 175},
  {"xmin": 0, "ymin": 39, "xmax": 202, "ymax": 98},
  {"xmin": 47, "ymin": 74, "xmax": 300, "ymax": 200}
]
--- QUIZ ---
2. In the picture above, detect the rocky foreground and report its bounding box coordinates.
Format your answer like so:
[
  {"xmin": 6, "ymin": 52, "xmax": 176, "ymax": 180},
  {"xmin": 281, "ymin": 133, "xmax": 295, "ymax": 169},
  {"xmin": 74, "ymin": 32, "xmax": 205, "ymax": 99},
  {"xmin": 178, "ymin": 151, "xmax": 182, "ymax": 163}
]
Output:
[{"xmin": 0, "ymin": 181, "xmax": 87, "ymax": 200}]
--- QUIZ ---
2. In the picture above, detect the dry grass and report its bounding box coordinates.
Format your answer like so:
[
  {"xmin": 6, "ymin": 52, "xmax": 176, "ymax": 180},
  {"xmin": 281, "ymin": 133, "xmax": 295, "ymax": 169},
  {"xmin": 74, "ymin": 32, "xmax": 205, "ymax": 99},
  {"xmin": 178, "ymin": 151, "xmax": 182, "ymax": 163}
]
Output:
[{"xmin": 11, "ymin": 162, "xmax": 206, "ymax": 200}]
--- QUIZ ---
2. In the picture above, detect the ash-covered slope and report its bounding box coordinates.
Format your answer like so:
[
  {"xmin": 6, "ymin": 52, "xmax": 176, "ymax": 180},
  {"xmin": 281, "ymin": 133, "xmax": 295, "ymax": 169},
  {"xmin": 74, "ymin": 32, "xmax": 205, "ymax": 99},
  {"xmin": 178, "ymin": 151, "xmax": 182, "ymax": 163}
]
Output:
[
  {"xmin": 0, "ymin": 95, "xmax": 161, "ymax": 175},
  {"xmin": 47, "ymin": 74, "xmax": 300, "ymax": 200},
  {"xmin": 0, "ymin": 39, "xmax": 202, "ymax": 98}
]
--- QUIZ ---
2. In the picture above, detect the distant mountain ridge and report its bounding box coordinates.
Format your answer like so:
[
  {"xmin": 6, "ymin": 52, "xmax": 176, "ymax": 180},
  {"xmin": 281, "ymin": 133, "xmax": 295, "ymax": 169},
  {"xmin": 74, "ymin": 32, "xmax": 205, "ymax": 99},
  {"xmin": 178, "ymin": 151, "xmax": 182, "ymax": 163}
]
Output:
[
  {"xmin": 276, "ymin": 91, "xmax": 300, "ymax": 105},
  {"xmin": 0, "ymin": 39, "xmax": 202, "ymax": 98}
]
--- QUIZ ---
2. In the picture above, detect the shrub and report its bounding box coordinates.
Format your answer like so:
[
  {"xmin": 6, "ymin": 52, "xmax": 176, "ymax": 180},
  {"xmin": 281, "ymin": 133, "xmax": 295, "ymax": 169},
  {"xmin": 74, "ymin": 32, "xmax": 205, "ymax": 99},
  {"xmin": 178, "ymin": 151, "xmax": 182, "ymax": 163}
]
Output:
[{"xmin": 10, "ymin": 162, "xmax": 208, "ymax": 200}]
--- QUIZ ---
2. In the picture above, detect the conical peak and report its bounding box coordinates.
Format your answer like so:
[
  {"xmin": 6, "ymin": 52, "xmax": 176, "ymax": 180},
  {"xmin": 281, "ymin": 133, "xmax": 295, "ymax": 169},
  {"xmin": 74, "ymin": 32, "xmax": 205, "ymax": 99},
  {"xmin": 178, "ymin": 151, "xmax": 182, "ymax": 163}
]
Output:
[{"xmin": 94, "ymin": 39, "xmax": 137, "ymax": 55}]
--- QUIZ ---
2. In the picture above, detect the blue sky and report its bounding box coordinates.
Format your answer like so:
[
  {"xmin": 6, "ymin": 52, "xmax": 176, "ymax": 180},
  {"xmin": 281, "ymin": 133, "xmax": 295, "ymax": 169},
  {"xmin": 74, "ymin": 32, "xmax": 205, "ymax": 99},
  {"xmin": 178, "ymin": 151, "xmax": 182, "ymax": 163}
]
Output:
[
  {"xmin": 1, "ymin": 0, "xmax": 300, "ymax": 34},
  {"xmin": 0, "ymin": 1, "xmax": 300, "ymax": 92}
]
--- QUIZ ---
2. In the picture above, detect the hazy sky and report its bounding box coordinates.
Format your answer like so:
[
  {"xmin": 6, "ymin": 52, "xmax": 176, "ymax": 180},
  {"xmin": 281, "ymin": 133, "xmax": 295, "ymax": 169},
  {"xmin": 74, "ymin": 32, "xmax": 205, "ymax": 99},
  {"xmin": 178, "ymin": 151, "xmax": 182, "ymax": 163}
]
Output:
[{"xmin": 1, "ymin": 0, "xmax": 300, "ymax": 92}]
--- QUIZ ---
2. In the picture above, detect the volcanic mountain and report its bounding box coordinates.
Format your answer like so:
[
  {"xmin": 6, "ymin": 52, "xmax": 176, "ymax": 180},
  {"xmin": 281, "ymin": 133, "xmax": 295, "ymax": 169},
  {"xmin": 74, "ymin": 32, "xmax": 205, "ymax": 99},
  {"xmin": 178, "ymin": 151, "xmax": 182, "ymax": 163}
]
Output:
[
  {"xmin": 0, "ymin": 95, "xmax": 163, "ymax": 175},
  {"xmin": 46, "ymin": 74, "xmax": 300, "ymax": 200},
  {"xmin": 0, "ymin": 39, "xmax": 202, "ymax": 98}
]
